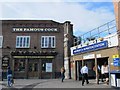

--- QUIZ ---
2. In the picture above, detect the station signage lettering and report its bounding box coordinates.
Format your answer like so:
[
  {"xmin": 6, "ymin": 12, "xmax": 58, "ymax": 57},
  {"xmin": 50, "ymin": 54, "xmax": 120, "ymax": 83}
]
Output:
[
  {"xmin": 12, "ymin": 27, "xmax": 58, "ymax": 32},
  {"xmin": 73, "ymin": 41, "xmax": 108, "ymax": 54},
  {"xmin": 113, "ymin": 58, "xmax": 120, "ymax": 66}
]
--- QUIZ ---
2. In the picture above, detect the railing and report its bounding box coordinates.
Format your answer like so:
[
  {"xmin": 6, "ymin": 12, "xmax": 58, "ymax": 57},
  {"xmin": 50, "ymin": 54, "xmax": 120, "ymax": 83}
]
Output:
[{"xmin": 74, "ymin": 20, "xmax": 117, "ymax": 46}]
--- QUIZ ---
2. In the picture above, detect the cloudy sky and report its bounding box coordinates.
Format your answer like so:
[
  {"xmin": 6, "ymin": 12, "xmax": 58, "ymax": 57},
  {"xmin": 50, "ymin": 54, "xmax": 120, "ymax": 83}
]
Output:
[{"xmin": 0, "ymin": 0, "xmax": 116, "ymax": 36}]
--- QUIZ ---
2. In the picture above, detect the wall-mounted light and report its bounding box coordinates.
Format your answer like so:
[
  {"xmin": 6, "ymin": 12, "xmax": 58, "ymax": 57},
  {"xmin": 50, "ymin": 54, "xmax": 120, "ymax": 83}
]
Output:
[
  {"xmin": 98, "ymin": 37, "xmax": 104, "ymax": 41},
  {"xmin": 6, "ymin": 46, "xmax": 10, "ymax": 49}
]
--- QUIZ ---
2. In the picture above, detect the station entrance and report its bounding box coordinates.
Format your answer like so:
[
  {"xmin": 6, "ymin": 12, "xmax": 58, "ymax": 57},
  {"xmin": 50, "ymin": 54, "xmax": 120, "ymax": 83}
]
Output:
[{"xmin": 75, "ymin": 57, "xmax": 108, "ymax": 80}]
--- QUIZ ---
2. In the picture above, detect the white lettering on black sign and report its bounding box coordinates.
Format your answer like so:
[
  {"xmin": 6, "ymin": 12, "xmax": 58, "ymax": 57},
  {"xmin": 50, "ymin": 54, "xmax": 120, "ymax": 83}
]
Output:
[{"xmin": 13, "ymin": 28, "xmax": 58, "ymax": 32}]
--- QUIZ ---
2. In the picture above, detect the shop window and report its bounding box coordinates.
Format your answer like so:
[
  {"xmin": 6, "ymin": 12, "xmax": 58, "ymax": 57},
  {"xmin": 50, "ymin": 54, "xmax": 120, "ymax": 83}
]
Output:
[
  {"xmin": 16, "ymin": 36, "xmax": 30, "ymax": 48},
  {"xmin": 29, "ymin": 63, "xmax": 32, "ymax": 72},
  {"xmin": 0, "ymin": 36, "xmax": 3, "ymax": 48},
  {"xmin": 42, "ymin": 63, "xmax": 46, "ymax": 72},
  {"xmin": 42, "ymin": 59, "xmax": 52, "ymax": 72},
  {"xmin": 41, "ymin": 36, "xmax": 56, "ymax": 48},
  {"xmin": 14, "ymin": 59, "xmax": 25, "ymax": 72},
  {"xmin": 34, "ymin": 63, "xmax": 38, "ymax": 71}
]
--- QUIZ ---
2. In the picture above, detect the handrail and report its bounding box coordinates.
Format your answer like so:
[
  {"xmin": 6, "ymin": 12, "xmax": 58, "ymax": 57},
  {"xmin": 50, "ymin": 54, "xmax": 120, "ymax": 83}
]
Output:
[{"xmin": 74, "ymin": 19, "xmax": 117, "ymax": 46}]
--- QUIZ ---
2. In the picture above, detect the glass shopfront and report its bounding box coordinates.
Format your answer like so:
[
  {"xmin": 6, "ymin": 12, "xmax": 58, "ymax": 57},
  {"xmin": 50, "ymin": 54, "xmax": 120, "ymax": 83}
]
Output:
[
  {"xmin": 42, "ymin": 59, "xmax": 52, "ymax": 72},
  {"xmin": 14, "ymin": 59, "xmax": 25, "ymax": 72},
  {"xmin": 13, "ymin": 56, "xmax": 54, "ymax": 79}
]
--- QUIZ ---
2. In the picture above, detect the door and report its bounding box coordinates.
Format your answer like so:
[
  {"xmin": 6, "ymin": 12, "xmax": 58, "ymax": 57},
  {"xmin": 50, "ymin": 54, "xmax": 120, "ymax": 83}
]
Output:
[
  {"xmin": 28, "ymin": 59, "xmax": 39, "ymax": 78},
  {"xmin": 75, "ymin": 61, "xmax": 82, "ymax": 80}
]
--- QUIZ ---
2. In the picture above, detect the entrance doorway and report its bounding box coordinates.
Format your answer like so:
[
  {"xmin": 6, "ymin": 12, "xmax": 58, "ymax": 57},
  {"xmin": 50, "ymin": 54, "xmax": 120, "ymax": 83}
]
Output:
[
  {"xmin": 74, "ymin": 57, "xmax": 109, "ymax": 80},
  {"xmin": 84, "ymin": 59, "xmax": 96, "ymax": 79},
  {"xmin": 97, "ymin": 57, "xmax": 108, "ymax": 67},
  {"xmin": 97, "ymin": 57, "xmax": 108, "ymax": 79},
  {"xmin": 28, "ymin": 59, "xmax": 39, "ymax": 78},
  {"xmin": 75, "ymin": 61, "xmax": 82, "ymax": 80}
]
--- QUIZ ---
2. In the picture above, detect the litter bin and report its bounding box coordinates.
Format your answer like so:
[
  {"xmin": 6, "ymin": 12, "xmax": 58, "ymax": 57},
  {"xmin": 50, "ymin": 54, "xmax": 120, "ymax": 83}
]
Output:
[{"xmin": 110, "ymin": 70, "xmax": 120, "ymax": 88}]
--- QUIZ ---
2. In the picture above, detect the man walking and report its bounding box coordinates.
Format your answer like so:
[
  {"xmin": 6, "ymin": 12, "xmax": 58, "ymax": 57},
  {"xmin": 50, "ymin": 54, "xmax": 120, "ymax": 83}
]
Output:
[{"xmin": 81, "ymin": 64, "xmax": 89, "ymax": 86}]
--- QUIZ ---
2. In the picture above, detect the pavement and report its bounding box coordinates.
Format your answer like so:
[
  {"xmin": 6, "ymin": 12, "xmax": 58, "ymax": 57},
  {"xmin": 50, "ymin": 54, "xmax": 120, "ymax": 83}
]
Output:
[{"xmin": 0, "ymin": 79, "xmax": 119, "ymax": 89}]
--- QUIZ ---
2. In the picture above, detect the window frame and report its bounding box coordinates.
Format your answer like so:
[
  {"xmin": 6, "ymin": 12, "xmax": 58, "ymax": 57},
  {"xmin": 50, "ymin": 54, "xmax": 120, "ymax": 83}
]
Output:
[
  {"xmin": 16, "ymin": 36, "xmax": 30, "ymax": 48},
  {"xmin": 41, "ymin": 36, "xmax": 56, "ymax": 48}
]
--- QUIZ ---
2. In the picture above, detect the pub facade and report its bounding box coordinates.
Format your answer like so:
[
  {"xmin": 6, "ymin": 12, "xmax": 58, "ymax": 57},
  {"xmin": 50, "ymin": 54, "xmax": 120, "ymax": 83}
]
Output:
[{"xmin": 1, "ymin": 20, "xmax": 73, "ymax": 79}]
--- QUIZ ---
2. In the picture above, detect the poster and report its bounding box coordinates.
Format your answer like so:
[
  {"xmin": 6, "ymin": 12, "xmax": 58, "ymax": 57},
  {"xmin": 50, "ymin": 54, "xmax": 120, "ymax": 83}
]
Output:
[{"xmin": 46, "ymin": 63, "xmax": 52, "ymax": 72}]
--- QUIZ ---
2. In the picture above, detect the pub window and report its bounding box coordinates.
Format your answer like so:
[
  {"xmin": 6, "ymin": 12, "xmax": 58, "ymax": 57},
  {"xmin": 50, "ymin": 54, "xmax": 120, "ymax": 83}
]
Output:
[
  {"xmin": 41, "ymin": 36, "xmax": 56, "ymax": 48},
  {"xmin": 0, "ymin": 36, "xmax": 3, "ymax": 48},
  {"xmin": 29, "ymin": 63, "xmax": 32, "ymax": 72},
  {"xmin": 34, "ymin": 63, "xmax": 38, "ymax": 71},
  {"xmin": 42, "ymin": 59, "xmax": 52, "ymax": 72},
  {"xmin": 14, "ymin": 59, "xmax": 25, "ymax": 72},
  {"xmin": 16, "ymin": 36, "xmax": 30, "ymax": 48}
]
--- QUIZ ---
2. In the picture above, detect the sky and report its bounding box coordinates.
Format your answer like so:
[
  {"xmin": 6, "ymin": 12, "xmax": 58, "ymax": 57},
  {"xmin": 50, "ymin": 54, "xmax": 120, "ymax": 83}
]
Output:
[{"xmin": 0, "ymin": 0, "xmax": 116, "ymax": 36}]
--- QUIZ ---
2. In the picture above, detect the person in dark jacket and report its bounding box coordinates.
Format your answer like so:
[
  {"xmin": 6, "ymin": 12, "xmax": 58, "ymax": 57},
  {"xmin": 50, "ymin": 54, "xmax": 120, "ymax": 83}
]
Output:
[
  {"xmin": 7, "ymin": 66, "xmax": 12, "ymax": 87},
  {"xmin": 61, "ymin": 67, "xmax": 65, "ymax": 82}
]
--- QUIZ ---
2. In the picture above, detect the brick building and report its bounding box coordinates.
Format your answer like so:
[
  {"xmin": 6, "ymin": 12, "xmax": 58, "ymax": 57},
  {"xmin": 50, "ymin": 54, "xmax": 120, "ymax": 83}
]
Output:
[{"xmin": 0, "ymin": 20, "xmax": 73, "ymax": 79}]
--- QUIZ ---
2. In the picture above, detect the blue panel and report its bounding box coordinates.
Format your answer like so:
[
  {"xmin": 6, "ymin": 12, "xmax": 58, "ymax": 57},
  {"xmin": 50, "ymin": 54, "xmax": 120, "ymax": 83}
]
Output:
[
  {"xmin": 113, "ymin": 58, "xmax": 120, "ymax": 66},
  {"xmin": 113, "ymin": 58, "xmax": 120, "ymax": 61},
  {"xmin": 73, "ymin": 40, "xmax": 108, "ymax": 54}
]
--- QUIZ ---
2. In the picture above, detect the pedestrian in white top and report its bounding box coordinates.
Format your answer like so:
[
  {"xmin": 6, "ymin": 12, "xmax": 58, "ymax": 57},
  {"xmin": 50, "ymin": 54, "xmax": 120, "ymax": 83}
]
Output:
[
  {"xmin": 101, "ymin": 65, "xmax": 105, "ymax": 82},
  {"xmin": 81, "ymin": 64, "xmax": 89, "ymax": 86},
  {"xmin": 101, "ymin": 62, "xmax": 109, "ymax": 84},
  {"xmin": 103, "ymin": 62, "xmax": 109, "ymax": 84}
]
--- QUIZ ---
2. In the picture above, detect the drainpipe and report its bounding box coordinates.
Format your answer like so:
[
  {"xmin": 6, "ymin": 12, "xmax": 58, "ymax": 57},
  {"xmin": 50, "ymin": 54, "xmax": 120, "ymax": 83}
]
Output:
[{"xmin": 108, "ymin": 58, "xmax": 111, "ymax": 86}]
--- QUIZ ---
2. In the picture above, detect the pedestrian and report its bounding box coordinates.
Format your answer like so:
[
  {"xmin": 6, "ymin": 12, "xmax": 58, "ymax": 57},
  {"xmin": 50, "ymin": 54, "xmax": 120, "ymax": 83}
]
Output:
[
  {"xmin": 101, "ymin": 64, "xmax": 105, "ymax": 82},
  {"xmin": 93, "ymin": 65, "xmax": 101, "ymax": 84},
  {"xmin": 103, "ymin": 62, "xmax": 109, "ymax": 85},
  {"xmin": 61, "ymin": 67, "xmax": 65, "ymax": 82},
  {"xmin": 81, "ymin": 64, "xmax": 89, "ymax": 86},
  {"xmin": 7, "ymin": 66, "xmax": 13, "ymax": 87}
]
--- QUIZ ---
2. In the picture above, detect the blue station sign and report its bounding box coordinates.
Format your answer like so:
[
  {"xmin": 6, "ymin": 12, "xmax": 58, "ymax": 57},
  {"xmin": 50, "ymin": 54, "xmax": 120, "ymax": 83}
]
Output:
[
  {"xmin": 113, "ymin": 58, "xmax": 120, "ymax": 66},
  {"xmin": 73, "ymin": 40, "xmax": 108, "ymax": 54}
]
